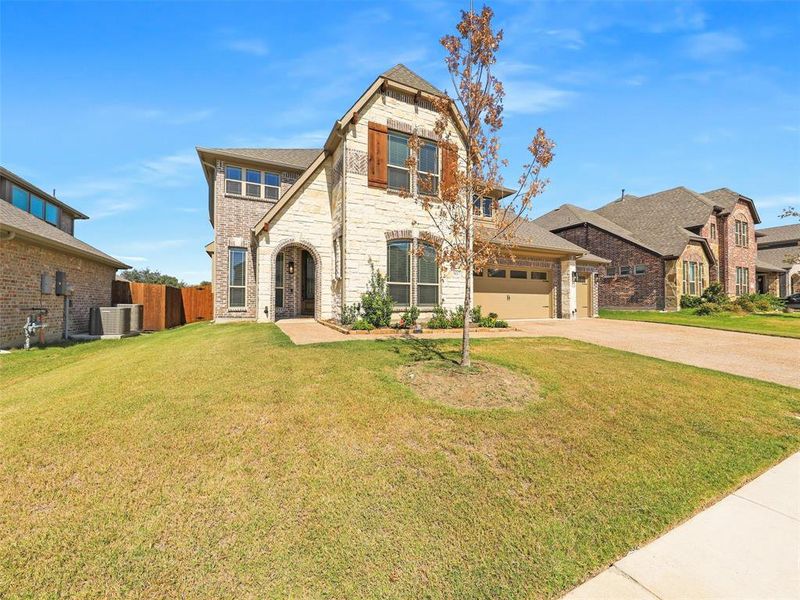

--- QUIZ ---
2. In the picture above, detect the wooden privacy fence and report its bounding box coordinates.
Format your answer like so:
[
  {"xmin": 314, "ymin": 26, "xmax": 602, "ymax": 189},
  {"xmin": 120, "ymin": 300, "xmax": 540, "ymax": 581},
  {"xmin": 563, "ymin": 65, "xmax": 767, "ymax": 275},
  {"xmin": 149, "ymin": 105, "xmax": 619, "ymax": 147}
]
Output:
[{"xmin": 112, "ymin": 281, "xmax": 213, "ymax": 331}]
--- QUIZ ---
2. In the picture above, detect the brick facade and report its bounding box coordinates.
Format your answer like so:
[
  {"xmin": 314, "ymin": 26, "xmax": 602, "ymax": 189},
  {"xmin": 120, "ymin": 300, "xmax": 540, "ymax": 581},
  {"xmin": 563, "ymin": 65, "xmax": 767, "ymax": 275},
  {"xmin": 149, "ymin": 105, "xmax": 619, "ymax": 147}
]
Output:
[
  {"xmin": 0, "ymin": 237, "xmax": 116, "ymax": 348},
  {"xmin": 719, "ymin": 202, "xmax": 757, "ymax": 295},
  {"xmin": 555, "ymin": 224, "xmax": 665, "ymax": 309}
]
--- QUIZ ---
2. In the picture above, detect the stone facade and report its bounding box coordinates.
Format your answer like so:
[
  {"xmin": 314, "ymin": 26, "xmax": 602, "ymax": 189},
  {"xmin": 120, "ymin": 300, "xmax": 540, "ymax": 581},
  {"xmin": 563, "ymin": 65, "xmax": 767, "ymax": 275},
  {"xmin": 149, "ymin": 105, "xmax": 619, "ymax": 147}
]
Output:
[
  {"xmin": 555, "ymin": 224, "xmax": 665, "ymax": 309},
  {"xmin": 0, "ymin": 236, "xmax": 116, "ymax": 348}
]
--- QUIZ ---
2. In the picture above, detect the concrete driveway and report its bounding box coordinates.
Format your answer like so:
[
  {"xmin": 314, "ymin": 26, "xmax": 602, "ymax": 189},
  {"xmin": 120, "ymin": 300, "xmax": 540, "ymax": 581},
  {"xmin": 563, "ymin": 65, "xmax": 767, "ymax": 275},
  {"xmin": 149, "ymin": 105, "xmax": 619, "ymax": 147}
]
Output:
[{"xmin": 512, "ymin": 318, "xmax": 800, "ymax": 388}]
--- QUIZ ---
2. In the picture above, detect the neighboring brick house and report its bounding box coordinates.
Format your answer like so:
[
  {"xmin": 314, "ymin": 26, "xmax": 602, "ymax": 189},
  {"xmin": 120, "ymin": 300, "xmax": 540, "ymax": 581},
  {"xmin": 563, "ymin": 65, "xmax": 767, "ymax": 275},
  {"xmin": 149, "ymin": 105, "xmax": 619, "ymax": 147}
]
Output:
[
  {"xmin": 535, "ymin": 186, "xmax": 761, "ymax": 310},
  {"xmin": 756, "ymin": 223, "xmax": 800, "ymax": 297},
  {"xmin": 198, "ymin": 65, "xmax": 605, "ymax": 324},
  {"xmin": 0, "ymin": 167, "xmax": 129, "ymax": 348}
]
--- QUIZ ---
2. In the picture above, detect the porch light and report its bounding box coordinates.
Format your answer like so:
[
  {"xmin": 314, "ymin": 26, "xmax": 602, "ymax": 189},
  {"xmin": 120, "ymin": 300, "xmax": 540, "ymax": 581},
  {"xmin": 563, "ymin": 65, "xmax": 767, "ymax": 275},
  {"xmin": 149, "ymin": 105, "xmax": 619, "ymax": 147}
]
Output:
[{"xmin": 288, "ymin": 261, "xmax": 295, "ymax": 275}]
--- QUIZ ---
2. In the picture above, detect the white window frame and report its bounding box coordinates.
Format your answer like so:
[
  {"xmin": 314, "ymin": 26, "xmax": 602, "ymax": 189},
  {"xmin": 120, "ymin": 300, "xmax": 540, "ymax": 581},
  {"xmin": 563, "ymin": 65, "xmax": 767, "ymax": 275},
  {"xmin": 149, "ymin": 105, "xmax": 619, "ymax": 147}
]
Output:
[
  {"xmin": 416, "ymin": 241, "xmax": 440, "ymax": 307},
  {"xmin": 228, "ymin": 247, "xmax": 247, "ymax": 309},
  {"xmin": 734, "ymin": 219, "xmax": 749, "ymax": 247},
  {"xmin": 736, "ymin": 266, "xmax": 750, "ymax": 296},
  {"xmin": 387, "ymin": 240, "xmax": 412, "ymax": 306},
  {"xmin": 275, "ymin": 251, "xmax": 284, "ymax": 309},
  {"xmin": 387, "ymin": 132, "xmax": 410, "ymax": 192},
  {"xmin": 225, "ymin": 164, "xmax": 280, "ymax": 200},
  {"xmin": 417, "ymin": 139, "xmax": 439, "ymax": 196}
]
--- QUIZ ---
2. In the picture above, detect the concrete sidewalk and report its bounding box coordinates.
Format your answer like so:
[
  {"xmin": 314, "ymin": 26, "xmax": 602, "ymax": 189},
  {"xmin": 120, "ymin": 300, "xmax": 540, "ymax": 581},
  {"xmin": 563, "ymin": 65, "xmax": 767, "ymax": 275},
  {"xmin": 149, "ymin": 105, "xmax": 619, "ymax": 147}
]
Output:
[{"xmin": 563, "ymin": 452, "xmax": 800, "ymax": 599}]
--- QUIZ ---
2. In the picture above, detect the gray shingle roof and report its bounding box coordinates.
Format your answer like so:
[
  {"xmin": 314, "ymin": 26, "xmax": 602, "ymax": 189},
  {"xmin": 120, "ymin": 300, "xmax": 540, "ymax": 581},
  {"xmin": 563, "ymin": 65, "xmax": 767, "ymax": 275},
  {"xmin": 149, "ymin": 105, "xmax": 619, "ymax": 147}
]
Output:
[
  {"xmin": 757, "ymin": 223, "xmax": 800, "ymax": 245},
  {"xmin": 758, "ymin": 244, "xmax": 799, "ymax": 269},
  {"xmin": 197, "ymin": 148, "xmax": 321, "ymax": 171},
  {"xmin": 594, "ymin": 187, "xmax": 718, "ymax": 257},
  {"xmin": 0, "ymin": 200, "xmax": 129, "ymax": 269},
  {"xmin": 702, "ymin": 188, "xmax": 761, "ymax": 223},
  {"xmin": 534, "ymin": 203, "xmax": 664, "ymax": 255},
  {"xmin": 506, "ymin": 219, "xmax": 592, "ymax": 254},
  {"xmin": 381, "ymin": 64, "xmax": 443, "ymax": 96}
]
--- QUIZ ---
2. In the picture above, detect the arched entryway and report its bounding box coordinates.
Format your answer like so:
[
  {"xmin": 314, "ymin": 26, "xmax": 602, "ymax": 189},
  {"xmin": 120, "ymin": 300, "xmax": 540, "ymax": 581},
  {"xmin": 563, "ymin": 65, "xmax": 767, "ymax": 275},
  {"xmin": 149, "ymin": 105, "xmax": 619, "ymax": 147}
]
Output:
[{"xmin": 271, "ymin": 240, "xmax": 322, "ymax": 321}]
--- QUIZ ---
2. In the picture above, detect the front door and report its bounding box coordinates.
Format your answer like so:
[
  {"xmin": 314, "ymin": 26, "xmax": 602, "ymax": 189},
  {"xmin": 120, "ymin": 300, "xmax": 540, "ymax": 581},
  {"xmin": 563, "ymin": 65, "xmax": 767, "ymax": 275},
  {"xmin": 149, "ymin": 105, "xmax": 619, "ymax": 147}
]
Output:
[
  {"xmin": 757, "ymin": 275, "xmax": 766, "ymax": 294},
  {"xmin": 301, "ymin": 250, "xmax": 315, "ymax": 316},
  {"xmin": 576, "ymin": 273, "xmax": 591, "ymax": 317}
]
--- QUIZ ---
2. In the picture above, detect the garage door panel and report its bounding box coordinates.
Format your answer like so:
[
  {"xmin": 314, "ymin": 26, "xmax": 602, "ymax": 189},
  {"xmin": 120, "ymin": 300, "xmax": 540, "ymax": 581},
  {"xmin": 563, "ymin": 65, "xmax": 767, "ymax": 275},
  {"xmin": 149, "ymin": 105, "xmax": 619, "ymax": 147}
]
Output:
[{"xmin": 474, "ymin": 266, "xmax": 553, "ymax": 319}]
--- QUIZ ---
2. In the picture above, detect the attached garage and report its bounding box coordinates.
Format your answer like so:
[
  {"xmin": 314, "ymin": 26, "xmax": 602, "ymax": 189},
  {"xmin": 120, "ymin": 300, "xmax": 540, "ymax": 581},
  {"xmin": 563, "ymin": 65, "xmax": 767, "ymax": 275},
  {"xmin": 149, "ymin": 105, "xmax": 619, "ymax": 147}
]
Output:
[{"xmin": 474, "ymin": 266, "xmax": 553, "ymax": 319}]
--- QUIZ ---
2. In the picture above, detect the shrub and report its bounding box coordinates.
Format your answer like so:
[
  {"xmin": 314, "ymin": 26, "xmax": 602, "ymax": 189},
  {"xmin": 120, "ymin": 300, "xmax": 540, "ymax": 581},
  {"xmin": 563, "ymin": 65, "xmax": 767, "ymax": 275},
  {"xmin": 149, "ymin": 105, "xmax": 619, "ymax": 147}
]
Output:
[
  {"xmin": 494, "ymin": 319, "xmax": 510, "ymax": 328},
  {"xmin": 701, "ymin": 282, "xmax": 729, "ymax": 305},
  {"xmin": 351, "ymin": 318, "xmax": 374, "ymax": 331},
  {"xmin": 680, "ymin": 295, "xmax": 703, "ymax": 309},
  {"xmin": 360, "ymin": 270, "xmax": 393, "ymax": 328},
  {"xmin": 470, "ymin": 305, "xmax": 483, "ymax": 324},
  {"xmin": 734, "ymin": 295, "xmax": 756, "ymax": 313},
  {"xmin": 400, "ymin": 305, "xmax": 420, "ymax": 328},
  {"xmin": 734, "ymin": 293, "xmax": 784, "ymax": 313},
  {"xmin": 449, "ymin": 305, "xmax": 466, "ymax": 328},
  {"xmin": 695, "ymin": 302, "xmax": 725, "ymax": 316},
  {"xmin": 341, "ymin": 303, "xmax": 361, "ymax": 326},
  {"xmin": 426, "ymin": 305, "xmax": 450, "ymax": 329}
]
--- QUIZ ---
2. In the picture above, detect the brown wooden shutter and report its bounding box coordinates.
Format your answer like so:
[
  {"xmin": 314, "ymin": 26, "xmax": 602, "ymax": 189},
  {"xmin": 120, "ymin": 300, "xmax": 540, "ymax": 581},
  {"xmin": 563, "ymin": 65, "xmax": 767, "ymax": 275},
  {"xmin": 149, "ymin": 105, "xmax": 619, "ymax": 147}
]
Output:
[
  {"xmin": 441, "ymin": 142, "xmax": 457, "ymax": 197},
  {"xmin": 368, "ymin": 121, "xmax": 388, "ymax": 188}
]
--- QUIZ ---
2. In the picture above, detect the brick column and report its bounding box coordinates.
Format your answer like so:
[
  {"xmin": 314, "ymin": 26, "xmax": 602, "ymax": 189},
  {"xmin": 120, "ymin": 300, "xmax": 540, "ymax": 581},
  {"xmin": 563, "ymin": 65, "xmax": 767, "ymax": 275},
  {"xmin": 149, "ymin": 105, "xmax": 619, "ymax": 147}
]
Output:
[{"xmin": 560, "ymin": 258, "xmax": 577, "ymax": 319}]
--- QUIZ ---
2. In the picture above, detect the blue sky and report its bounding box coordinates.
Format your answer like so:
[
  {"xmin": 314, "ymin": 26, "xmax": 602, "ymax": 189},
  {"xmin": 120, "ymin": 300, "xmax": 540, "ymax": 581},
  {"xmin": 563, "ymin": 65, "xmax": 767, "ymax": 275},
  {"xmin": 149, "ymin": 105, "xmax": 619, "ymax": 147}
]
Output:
[{"xmin": 2, "ymin": 0, "xmax": 798, "ymax": 283}]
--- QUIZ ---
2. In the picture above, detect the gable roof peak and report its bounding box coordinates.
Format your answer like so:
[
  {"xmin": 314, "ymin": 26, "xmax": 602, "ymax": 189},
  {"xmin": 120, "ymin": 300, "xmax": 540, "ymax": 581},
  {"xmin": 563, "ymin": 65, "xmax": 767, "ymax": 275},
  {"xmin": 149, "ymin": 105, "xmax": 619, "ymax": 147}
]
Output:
[{"xmin": 381, "ymin": 63, "xmax": 443, "ymax": 96}]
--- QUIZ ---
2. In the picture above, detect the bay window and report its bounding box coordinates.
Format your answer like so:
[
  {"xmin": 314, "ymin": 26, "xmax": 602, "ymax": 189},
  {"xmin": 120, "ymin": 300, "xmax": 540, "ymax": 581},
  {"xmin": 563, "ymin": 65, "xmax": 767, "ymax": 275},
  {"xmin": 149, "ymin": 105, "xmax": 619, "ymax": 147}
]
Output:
[{"xmin": 682, "ymin": 261, "xmax": 705, "ymax": 296}]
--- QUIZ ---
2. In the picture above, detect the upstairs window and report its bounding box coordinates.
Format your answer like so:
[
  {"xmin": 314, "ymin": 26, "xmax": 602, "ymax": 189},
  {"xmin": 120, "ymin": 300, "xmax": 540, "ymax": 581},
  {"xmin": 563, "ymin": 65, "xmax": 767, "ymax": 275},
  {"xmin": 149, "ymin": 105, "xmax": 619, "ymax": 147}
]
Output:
[
  {"xmin": 11, "ymin": 185, "xmax": 28, "ymax": 211},
  {"xmin": 226, "ymin": 165, "xmax": 280, "ymax": 200},
  {"xmin": 45, "ymin": 202, "xmax": 59, "ymax": 225},
  {"xmin": 619, "ymin": 266, "xmax": 632, "ymax": 276},
  {"xmin": 9, "ymin": 184, "xmax": 61, "ymax": 227},
  {"xmin": 387, "ymin": 240, "xmax": 411, "ymax": 306},
  {"xmin": 710, "ymin": 223, "xmax": 717, "ymax": 240},
  {"xmin": 29, "ymin": 195, "xmax": 44, "ymax": 219},
  {"xmin": 388, "ymin": 132, "xmax": 410, "ymax": 191},
  {"xmin": 417, "ymin": 140, "xmax": 439, "ymax": 196},
  {"xmin": 734, "ymin": 219, "xmax": 749, "ymax": 247},
  {"xmin": 634, "ymin": 264, "xmax": 646, "ymax": 275},
  {"xmin": 417, "ymin": 242, "xmax": 439, "ymax": 306},
  {"xmin": 472, "ymin": 195, "xmax": 493, "ymax": 218}
]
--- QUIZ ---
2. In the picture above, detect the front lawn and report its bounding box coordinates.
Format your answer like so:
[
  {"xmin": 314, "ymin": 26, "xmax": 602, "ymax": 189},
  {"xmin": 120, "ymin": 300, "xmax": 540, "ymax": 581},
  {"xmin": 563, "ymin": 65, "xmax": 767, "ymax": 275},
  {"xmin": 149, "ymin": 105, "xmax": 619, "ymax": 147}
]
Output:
[
  {"xmin": 1, "ymin": 324, "xmax": 798, "ymax": 598},
  {"xmin": 601, "ymin": 308, "xmax": 800, "ymax": 338}
]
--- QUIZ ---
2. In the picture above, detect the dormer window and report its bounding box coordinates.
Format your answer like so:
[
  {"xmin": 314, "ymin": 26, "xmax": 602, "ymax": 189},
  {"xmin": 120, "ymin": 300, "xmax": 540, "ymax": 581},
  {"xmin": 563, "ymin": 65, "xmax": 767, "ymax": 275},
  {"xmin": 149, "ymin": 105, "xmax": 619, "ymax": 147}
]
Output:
[
  {"xmin": 9, "ymin": 184, "xmax": 61, "ymax": 228},
  {"xmin": 225, "ymin": 165, "xmax": 281, "ymax": 200},
  {"xmin": 472, "ymin": 196, "xmax": 493, "ymax": 218}
]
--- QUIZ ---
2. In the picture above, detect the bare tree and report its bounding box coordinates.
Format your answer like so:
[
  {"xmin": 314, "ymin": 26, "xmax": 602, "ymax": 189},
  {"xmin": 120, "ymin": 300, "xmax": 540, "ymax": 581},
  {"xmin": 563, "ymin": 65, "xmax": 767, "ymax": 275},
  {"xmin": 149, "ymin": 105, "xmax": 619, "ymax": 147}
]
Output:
[{"xmin": 404, "ymin": 5, "xmax": 555, "ymax": 367}]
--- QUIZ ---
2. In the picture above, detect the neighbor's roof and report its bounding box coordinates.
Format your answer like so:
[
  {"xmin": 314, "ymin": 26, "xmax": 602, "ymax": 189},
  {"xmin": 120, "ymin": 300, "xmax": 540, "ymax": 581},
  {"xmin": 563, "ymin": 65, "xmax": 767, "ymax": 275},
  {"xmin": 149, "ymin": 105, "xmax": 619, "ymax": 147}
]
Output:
[
  {"xmin": 594, "ymin": 187, "xmax": 720, "ymax": 258},
  {"xmin": 0, "ymin": 166, "xmax": 89, "ymax": 220},
  {"xmin": 757, "ymin": 223, "xmax": 800, "ymax": 245},
  {"xmin": 755, "ymin": 257, "xmax": 788, "ymax": 272},
  {"xmin": 533, "ymin": 203, "xmax": 660, "ymax": 253},
  {"xmin": 757, "ymin": 244, "xmax": 799, "ymax": 269},
  {"xmin": 577, "ymin": 253, "xmax": 611, "ymax": 264},
  {"xmin": 381, "ymin": 64, "xmax": 443, "ymax": 96},
  {"xmin": 0, "ymin": 200, "xmax": 129, "ymax": 269},
  {"xmin": 505, "ymin": 219, "xmax": 593, "ymax": 255},
  {"xmin": 196, "ymin": 147, "xmax": 321, "ymax": 171}
]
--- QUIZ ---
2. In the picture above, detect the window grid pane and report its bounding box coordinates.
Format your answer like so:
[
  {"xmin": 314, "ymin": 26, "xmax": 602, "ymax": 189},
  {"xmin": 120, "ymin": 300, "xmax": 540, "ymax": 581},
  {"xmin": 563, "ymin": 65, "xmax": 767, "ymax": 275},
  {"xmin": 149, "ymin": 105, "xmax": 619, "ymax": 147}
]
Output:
[
  {"xmin": 29, "ymin": 196, "xmax": 44, "ymax": 218},
  {"xmin": 388, "ymin": 284, "xmax": 410, "ymax": 306},
  {"xmin": 388, "ymin": 133, "xmax": 409, "ymax": 166},
  {"xmin": 11, "ymin": 186, "xmax": 28, "ymax": 210},
  {"xmin": 388, "ymin": 166, "xmax": 409, "ymax": 191},
  {"xmin": 45, "ymin": 203, "xmax": 59, "ymax": 224},
  {"xmin": 417, "ymin": 284, "xmax": 438, "ymax": 306}
]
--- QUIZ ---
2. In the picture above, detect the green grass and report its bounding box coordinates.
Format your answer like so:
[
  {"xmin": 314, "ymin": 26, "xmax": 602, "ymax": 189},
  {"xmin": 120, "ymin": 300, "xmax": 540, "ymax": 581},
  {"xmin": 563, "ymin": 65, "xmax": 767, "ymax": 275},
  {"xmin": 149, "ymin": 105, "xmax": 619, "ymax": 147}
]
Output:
[
  {"xmin": 1, "ymin": 323, "xmax": 798, "ymax": 598},
  {"xmin": 601, "ymin": 308, "xmax": 800, "ymax": 338}
]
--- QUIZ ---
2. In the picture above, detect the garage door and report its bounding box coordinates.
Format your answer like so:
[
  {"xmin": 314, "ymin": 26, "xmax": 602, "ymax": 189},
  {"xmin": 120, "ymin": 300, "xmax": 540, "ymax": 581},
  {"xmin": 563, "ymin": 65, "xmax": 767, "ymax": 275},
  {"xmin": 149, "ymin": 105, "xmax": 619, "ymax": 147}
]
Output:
[
  {"xmin": 576, "ymin": 273, "xmax": 591, "ymax": 317},
  {"xmin": 474, "ymin": 267, "xmax": 552, "ymax": 319}
]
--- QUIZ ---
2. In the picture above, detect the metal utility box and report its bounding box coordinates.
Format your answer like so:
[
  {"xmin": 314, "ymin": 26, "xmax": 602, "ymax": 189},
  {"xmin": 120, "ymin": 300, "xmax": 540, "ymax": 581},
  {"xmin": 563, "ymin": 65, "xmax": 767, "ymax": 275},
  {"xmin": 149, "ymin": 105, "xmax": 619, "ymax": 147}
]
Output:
[
  {"xmin": 114, "ymin": 304, "xmax": 143, "ymax": 332},
  {"xmin": 55, "ymin": 271, "xmax": 67, "ymax": 296},
  {"xmin": 40, "ymin": 273, "xmax": 54, "ymax": 294},
  {"xmin": 89, "ymin": 306, "xmax": 131, "ymax": 335}
]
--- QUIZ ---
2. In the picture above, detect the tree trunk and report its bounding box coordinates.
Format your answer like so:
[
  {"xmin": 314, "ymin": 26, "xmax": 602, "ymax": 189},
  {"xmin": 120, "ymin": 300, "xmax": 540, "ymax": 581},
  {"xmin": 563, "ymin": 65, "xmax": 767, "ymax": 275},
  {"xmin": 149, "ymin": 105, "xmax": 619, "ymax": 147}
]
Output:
[{"xmin": 461, "ymin": 184, "xmax": 473, "ymax": 368}]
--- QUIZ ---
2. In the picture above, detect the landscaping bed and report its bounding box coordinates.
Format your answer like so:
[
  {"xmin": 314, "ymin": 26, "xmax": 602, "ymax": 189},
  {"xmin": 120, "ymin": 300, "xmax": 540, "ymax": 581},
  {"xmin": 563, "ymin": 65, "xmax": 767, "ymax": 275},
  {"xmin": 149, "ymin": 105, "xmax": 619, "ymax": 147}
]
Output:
[
  {"xmin": 2, "ymin": 323, "xmax": 798, "ymax": 598},
  {"xmin": 322, "ymin": 319, "xmax": 516, "ymax": 335}
]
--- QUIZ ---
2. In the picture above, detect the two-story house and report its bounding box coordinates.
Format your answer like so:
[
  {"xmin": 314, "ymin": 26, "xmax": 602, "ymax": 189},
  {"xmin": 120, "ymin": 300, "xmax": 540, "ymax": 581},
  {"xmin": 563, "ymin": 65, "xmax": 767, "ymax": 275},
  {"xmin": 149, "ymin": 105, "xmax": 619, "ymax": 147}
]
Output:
[
  {"xmin": 535, "ymin": 186, "xmax": 760, "ymax": 310},
  {"xmin": 0, "ymin": 166, "xmax": 130, "ymax": 347},
  {"xmin": 198, "ymin": 65, "xmax": 605, "ymax": 324}
]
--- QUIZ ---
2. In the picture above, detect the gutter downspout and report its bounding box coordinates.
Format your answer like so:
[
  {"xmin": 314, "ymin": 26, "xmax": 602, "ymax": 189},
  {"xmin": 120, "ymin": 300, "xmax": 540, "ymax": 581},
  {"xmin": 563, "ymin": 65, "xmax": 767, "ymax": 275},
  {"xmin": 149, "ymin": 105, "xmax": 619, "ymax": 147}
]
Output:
[{"xmin": 340, "ymin": 125, "xmax": 347, "ymax": 320}]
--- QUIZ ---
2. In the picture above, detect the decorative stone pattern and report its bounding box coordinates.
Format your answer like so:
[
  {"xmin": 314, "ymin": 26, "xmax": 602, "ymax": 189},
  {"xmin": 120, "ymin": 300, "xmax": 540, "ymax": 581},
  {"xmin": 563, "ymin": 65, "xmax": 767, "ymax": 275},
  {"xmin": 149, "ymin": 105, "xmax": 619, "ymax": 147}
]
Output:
[
  {"xmin": 676, "ymin": 241, "xmax": 711, "ymax": 305},
  {"xmin": 0, "ymin": 236, "xmax": 116, "ymax": 347},
  {"xmin": 345, "ymin": 149, "xmax": 367, "ymax": 176},
  {"xmin": 560, "ymin": 258, "xmax": 577, "ymax": 319}
]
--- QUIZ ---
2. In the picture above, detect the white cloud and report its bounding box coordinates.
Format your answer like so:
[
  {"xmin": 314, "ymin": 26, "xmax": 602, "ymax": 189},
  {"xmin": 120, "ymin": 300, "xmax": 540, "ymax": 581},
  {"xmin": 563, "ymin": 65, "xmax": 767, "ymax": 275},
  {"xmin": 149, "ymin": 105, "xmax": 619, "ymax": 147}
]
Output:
[
  {"xmin": 116, "ymin": 255, "xmax": 148, "ymax": 263},
  {"xmin": 96, "ymin": 105, "xmax": 214, "ymax": 125},
  {"xmin": 543, "ymin": 28, "xmax": 585, "ymax": 50},
  {"xmin": 684, "ymin": 31, "xmax": 745, "ymax": 61},
  {"xmin": 225, "ymin": 38, "xmax": 268, "ymax": 56},
  {"xmin": 503, "ymin": 81, "xmax": 576, "ymax": 114}
]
